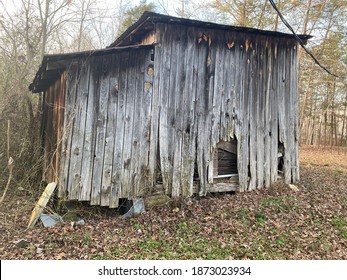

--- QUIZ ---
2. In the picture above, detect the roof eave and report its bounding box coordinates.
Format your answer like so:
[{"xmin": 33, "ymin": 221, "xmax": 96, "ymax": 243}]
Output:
[{"xmin": 109, "ymin": 11, "xmax": 312, "ymax": 47}]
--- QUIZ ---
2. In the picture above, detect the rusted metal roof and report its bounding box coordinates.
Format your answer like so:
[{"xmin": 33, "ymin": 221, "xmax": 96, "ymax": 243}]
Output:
[{"xmin": 109, "ymin": 11, "xmax": 312, "ymax": 47}]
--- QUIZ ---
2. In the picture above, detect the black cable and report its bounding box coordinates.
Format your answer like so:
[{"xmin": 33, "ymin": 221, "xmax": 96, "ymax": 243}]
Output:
[{"xmin": 268, "ymin": 0, "xmax": 339, "ymax": 78}]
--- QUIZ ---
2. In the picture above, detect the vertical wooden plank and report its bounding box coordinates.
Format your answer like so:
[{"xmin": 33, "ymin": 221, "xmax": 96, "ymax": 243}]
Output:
[
  {"xmin": 270, "ymin": 40, "xmax": 279, "ymax": 184},
  {"xmin": 204, "ymin": 30, "xmax": 217, "ymax": 194},
  {"xmin": 222, "ymin": 31, "xmax": 234, "ymax": 142},
  {"xmin": 172, "ymin": 134, "xmax": 182, "ymax": 197},
  {"xmin": 172, "ymin": 26, "xmax": 192, "ymax": 197},
  {"xmin": 43, "ymin": 85, "xmax": 53, "ymax": 182},
  {"xmin": 284, "ymin": 42, "xmax": 292, "ymax": 184},
  {"xmin": 206, "ymin": 30, "xmax": 216, "ymax": 156},
  {"xmin": 158, "ymin": 24, "xmax": 173, "ymax": 194},
  {"xmin": 90, "ymin": 55, "xmax": 110, "ymax": 205},
  {"xmin": 233, "ymin": 38, "xmax": 243, "ymax": 190},
  {"xmin": 186, "ymin": 26, "xmax": 199, "ymax": 196},
  {"xmin": 57, "ymin": 73, "xmax": 66, "ymax": 198},
  {"xmin": 264, "ymin": 38, "xmax": 272, "ymax": 188},
  {"xmin": 130, "ymin": 50, "xmax": 144, "ymax": 198},
  {"xmin": 50, "ymin": 81, "xmax": 58, "ymax": 182},
  {"xmin": 196, "ymin": 30, "xmax": 209, "ymax": 196},
  {"xmin": 41, "ymin": 88, "xmax": 49, "ymax": 183},
  {"xmin": 171, "ymin": 25, "xmax": 184, "ymax": 197},
  {"xmin": 244, "ymin": 37, "xmax": 252, "ymax": 191},
  {"xmin": 68, "ymin": 60, "xmax": 90, "ymax": 199},
  {"xmin": 237, "ymin": 38, "xmax": 249, "ymax": 192},
  {"xmin": 137, "ymin": 49, "xmax": 154, "ymax": 196},
  {"xmin": 292, "ymin": 43, "xmax": 300, "ymax": 182},
  {"xmin": 101, "ymin": 54, "xmax": 117, "ymax": 206},
  {"xmin": 110, "ymin": 51, "xmax": 128, "ymax": 208},
  {"xmin": 248, "ymin": 38, "xmax": 258, "ymax": 191},
  {"xmin": 277, "ymin": 42, "xmax": 290, "ymax": 184},
  {"xmin": 256, "ymin": 37, "xmax": 265, "ymax": 190},
  {"xmin": 210, "ymin": 32, "xmax": 221, "ymax": 147},
  {"xmin": 148, "ymin": 25, "xmax": 163, "ymax": 192},
  {"xmin": 225, "ymin": 31, "xmax": 237, "ymax": 140},
  {"xmin": 79, "ymin": 57, "xmax": 96, "ymax": 201},
  {"xmin": 59, "ymin": 62, "xmax": 78, "ymax": 199},
  {"xmin": 122, "ymin": 50, "xmax": 138, "ymax": 198}
]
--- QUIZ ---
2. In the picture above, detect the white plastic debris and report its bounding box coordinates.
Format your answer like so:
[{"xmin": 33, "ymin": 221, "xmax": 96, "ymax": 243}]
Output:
[
  {"xmin": 40, "ymin": 213, "xmax": 61, "ymax": 227},
  {"xmin": 75, "ymin": 219, "xmax": 85, "ymax": 226},
  {"xmin": 122, "ymin": 198, "xmax": 145, "ymax": 218}
]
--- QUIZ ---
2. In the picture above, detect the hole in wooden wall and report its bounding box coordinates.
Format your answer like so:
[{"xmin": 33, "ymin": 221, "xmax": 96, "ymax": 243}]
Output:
[
  {"xmin": 278, "ymin": 141, "xmax": 284, "ymax": 176},
  {"xmin": 147, "ymin": 66, "xmax": 154, "ymax": 76},
  {"xmin": 213, "ymin": 139, "xmax": 238, "ymax": 178}
]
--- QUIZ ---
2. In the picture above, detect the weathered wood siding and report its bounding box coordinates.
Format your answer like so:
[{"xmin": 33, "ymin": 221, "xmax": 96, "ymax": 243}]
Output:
[
  {"xmin": 153, "ymin": 23, "xmax": 300, "ymax": 195},
  {"xmin": 45, "ymin": 48, "xmax": 154, "ymax": 207},
  {"xmin": 42, "ymin": 24, "xmax": 300, "ymax": 207},
  {"xmin": 41, "ymin": 73, "xmax": 66, "ymax": 186}
]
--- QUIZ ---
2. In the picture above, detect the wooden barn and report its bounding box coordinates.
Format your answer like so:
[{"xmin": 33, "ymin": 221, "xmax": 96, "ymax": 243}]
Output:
[{"xmin": 30, "ymin": 12, "xmax": 311, "ymax": 207}]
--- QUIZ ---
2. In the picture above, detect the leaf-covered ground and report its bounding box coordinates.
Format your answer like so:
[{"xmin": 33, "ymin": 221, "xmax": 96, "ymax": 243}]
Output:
[{"xmin": 0, "ymin": 146, "xmax": 346, "ymax": 260}]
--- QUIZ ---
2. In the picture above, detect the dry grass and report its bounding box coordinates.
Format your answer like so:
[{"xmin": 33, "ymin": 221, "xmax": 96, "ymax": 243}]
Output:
[{"xmin": 300, "ymin": 145, "xmax": 347, "ymax": 173}]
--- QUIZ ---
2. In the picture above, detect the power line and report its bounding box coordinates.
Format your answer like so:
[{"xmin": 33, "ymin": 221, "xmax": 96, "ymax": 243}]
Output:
[{"xmin": 268, "ymin": 0, "xmax": 339, "ymax": 78}]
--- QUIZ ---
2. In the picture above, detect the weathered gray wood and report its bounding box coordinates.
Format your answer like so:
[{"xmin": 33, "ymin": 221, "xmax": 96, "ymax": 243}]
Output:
[
  {"xmin": 210, "ymin": 32, "xmax": 222, "ymax": 148},
  {"xmin": 137, "ymin": 49, "xmax": 154, "ymax": 196},
  {"xmin": 60, "ymin": 62, "xmax": 78, "ymax": 199},
  {"xmin": 90, "ymin": 55, "xmax": 111, "ymax": 205},
  {"xmin": 186, "ymin": 26, "xmax": 199, "ymax": 196},
  {"xmin": 148, "ymin": 39, "xmax": 161, "ymax": 189},
  {"xmin": 177, "ymin": 27, "xmax": 191, "ymax": 197},
  {"xmin": 55, "ymin": 74, "xmax": 66, "ymax": 198},
  {"xmin": 79, "ymin": 57, "xmax": 96, "ymax": 201},
  {"xmin": 256, "ymin": 38, "xmax": 265, "ymax": 190},
  {"xmin": 225, "ymin": 31, "xmax": 237, "ymax": 141},
  {"xmin": 217, "ymin": 140, "xmax": 237, "ymax": 154},
  {"xmin": 219, "ymin": 33, "xmax": 228, "ymax": 142},
  {"xmin": 68, "ymin": 60, "xmax": 90, "ymax": 199},
  {"xmin": 131, "ymin": 50, "xmax": 145, "ymax": 198},
  {"xmin": 277, "ymin": 43, "xmax": 288, "ymax": 183},
  {"xmin": 237, "ymin": 38, "xmax": 250, "ymax": 192},
  {"xmin": 101, "ymin": 54, "xmax": 117, "ymax": 206},
  {"xmin": 233, "ymin": 39, "xmax": 241, "ymax": 189},
  {"xmin": 121, "ymin": 51, "xmax": 136, "ymax": 198},
  {"xmin": 292, "ymin": 44, "xmax": 300, "ymax": 182},
  {"xmin": 148, "ymin": 24, "xmax": 163, "ymax": 191},
  {"xmin": 196, "ymin": 30, "xmax": 210, "ymax": 196},
  {"xmin": 264, "ymin": 38, "xmax": 272, "ymax": 189},
  {"xmin": 41, "ymin": 22, "xmax": 303, "ymax": 207},
  {"xmin": 158, "ymin": 24, "xmax": 173, "ymax": 194},
  {"xmin": 269, "ymin": 41, "xmax": 279, "ymax": 185},
  {"xmin": 230, "ymin": 36, "xmax": 237, "ymax": 140},
  {"xmin": 110, "ymin": 51, "xmax": 129, "ymax": 207},
  {"xmin": 171, "ymin": 26, "xmax": 185, "ymax": 197},
  {"xmin": 42, "ymin": 83, "xmax": 53, "ymax": 182},
  {"xmin": 209, "ymin": 182, "xmax": 239, "ymax": 192},
  {"xmin": 283, "ymin": 44, "xmax": 293, "ymax": 184},
  {"xmin": 248, "ymin": 39, "xmax": 257, "ymax": 191}
]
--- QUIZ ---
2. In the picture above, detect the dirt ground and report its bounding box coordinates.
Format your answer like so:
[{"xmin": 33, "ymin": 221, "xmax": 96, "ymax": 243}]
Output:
[{"xmin": 0, "ymin": 145, "xmax": 346, "ymax": 259}]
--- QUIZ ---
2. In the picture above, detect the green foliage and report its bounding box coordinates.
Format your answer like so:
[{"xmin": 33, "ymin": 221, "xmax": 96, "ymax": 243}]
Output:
[
  {"xmin": 118, "ymin": 1, "xmax": 156, "ymax": 35},
  {"xmin": 332, "ymin": 216, "xmax": 347, "ymax": 240},
  {"xmin": 83, "ymin": 232, "xmax": 91, "ymax": 245}
]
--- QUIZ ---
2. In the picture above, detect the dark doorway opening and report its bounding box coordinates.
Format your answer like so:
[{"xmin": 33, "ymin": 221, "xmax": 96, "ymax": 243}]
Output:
[{"xmin": 213, "ymin": 139, "xmax": 238, "ymax": 178}]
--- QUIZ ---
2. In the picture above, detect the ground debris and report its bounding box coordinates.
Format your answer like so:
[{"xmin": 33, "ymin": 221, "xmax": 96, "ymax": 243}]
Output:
[{"xmin": 0, "ymin": 147, "xmax": 346, "ymax": 260}]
